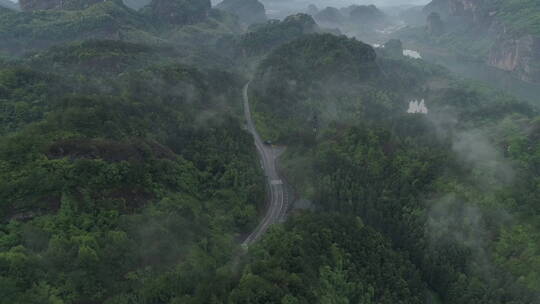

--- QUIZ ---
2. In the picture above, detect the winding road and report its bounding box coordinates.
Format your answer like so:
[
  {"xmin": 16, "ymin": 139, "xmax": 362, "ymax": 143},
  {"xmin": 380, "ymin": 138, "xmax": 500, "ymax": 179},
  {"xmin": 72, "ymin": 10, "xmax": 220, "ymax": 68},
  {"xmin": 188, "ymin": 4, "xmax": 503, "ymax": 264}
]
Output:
[{"xmin": 242, "ymin": 82, "xmax": 289, "ymax": 246}]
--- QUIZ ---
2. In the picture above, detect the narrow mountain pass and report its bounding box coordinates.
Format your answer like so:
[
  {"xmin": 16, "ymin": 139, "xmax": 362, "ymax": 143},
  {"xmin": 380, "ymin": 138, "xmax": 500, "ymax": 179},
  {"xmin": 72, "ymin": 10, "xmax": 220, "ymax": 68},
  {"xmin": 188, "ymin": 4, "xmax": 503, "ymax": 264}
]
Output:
[{"xmin": 242, "ymin": 82, "xmax": 290, "ymax": 246}]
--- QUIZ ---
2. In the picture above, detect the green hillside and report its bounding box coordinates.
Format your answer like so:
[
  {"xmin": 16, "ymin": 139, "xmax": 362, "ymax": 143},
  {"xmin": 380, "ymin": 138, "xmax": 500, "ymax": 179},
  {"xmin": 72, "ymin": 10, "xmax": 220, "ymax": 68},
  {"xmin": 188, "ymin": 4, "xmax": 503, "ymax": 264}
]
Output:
[
  {"xmin": 493, "ymin": 0, "xmax": 540, "ymax": 35},
  {"xmin": 248, "ymin": 30, "xmax": 540, "ymax": 303},
  {"xmin": 0, "ymin": 1, "xmax": 539, "ymax": 303},
  {"xmin": 0, "ymin": 40, "xmax": 265, "ymax": 302},
  {"xmin": 238, "ymin": 13, "xmax": 319, "ymax": 56}
]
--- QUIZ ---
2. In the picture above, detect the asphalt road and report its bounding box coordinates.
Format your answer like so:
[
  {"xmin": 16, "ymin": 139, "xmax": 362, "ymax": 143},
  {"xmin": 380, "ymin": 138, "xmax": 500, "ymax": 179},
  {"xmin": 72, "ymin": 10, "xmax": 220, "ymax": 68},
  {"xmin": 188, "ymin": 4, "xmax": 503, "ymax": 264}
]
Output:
[{"xmin": 242, "ymin": 82, "xmax": 289, "ymax": 246}]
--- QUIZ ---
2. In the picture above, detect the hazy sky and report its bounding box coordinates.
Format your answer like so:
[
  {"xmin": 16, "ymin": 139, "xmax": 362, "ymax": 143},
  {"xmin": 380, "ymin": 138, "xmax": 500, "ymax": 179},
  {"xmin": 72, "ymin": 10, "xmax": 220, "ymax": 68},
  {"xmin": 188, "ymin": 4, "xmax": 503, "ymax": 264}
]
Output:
[
  {"xmin": 7, "ymin": 0, "xmax": 431, "ymax": 7},
  {"xmin": 3, "ymin": 0, "xmax": 431, "ymax": 5},
  {"xmin": 294, "ymin": 0, "xmax": 431, "ymax": 6}
]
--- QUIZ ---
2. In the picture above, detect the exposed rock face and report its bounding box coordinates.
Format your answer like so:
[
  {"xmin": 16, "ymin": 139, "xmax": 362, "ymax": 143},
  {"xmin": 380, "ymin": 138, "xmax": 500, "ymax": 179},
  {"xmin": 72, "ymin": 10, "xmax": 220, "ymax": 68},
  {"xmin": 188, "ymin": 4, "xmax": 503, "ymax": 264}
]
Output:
[
  {"xmin": 448, "ymin": 0, "xmax": 486, "ymax": 24},
  {"xmin": 449, "ymin": 0, "xmax": 540, "ymax": 83},
  {"xmin": 150, "ymin": 0, "xmax": 211, "ymax": 25},
  {"xmin": 20, "ymin": 0, "xmax": 105, "ymax": 11},
  {"xmin": 489, "ymin": 30, "xmax": 540, "ymax": 83},
  {"xmin": 426, "ymin": 12, "xmax": 445, "ymax": 36},
  {"xmin": 216, "ymin": 0, "xmax": 266, "ymax": 26},
  {"xmin": 426, "ymin": 0, "xmax": 487, "ymax": 24},
  {"xmin": 423, "ymin": 0, "xmax": 450, "ymax": 19},
  {"xmin": 424, "ymin": 0, "xmax": 540, "ymax": 83}
]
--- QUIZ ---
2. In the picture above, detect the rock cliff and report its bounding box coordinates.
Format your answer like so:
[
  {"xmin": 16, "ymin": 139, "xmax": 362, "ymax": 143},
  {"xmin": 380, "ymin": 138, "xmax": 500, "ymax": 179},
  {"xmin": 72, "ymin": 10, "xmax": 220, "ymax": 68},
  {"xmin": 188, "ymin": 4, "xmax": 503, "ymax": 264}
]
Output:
[
  {"xmin": 424, "ymin": 0, "xmax": 540, "ymax": 83},
  {"xmin": 427, "ymin": 12, "xmax": 445, "ymax": 36},
  {"xmin": 423, "ymin": 0, "xmax": 450, "ymax": 19},
  {"xmin": 488, "ymin": 26, "xmax": 540, "ymax": 83},
  {"xmin": 448, "ymin": 0, "xmax": 486, "ymax": 24}
]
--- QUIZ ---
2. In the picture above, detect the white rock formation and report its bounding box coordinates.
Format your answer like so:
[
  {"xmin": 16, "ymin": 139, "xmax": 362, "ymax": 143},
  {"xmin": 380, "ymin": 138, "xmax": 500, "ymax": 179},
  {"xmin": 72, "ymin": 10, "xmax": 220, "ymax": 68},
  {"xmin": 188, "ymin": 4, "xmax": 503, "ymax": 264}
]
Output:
[{"xmin": 407, "ymin": 99, "xmax": 428, "ymax": 114}]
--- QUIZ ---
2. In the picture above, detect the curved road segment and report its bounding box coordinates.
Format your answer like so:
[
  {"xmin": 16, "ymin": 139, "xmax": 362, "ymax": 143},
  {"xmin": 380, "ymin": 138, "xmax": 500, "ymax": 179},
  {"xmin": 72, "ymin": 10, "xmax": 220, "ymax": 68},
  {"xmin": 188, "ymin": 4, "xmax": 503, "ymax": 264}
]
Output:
[{"xmin": 242, "ymin": 82, "xmax": 289, "ymax": 246}]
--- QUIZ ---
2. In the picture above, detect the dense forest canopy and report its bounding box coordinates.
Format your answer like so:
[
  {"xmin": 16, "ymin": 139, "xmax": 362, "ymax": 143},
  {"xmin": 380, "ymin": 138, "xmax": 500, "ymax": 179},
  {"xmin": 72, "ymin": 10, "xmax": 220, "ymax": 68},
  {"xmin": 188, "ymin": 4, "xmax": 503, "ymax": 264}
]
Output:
[{"xmin": 0, "ymin": 0, "xmax": 539, "ymax": 303}]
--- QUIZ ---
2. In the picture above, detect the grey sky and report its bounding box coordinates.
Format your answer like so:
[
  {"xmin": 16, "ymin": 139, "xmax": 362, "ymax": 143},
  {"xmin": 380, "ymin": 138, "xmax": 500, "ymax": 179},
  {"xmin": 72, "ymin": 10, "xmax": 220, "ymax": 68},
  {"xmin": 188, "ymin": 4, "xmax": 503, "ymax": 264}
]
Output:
[{"xmin": 7, "ymin": 0, "xmax": 431, "ymax": 7}]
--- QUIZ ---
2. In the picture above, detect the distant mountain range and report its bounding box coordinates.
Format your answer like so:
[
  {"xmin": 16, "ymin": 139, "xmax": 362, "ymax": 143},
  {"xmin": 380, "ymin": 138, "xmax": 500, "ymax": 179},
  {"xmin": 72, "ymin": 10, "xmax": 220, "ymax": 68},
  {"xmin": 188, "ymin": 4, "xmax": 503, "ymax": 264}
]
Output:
[
  {"xmin": 0, "ymin": 0, "xmax": 152, "ymax": 11},
  {"xmin": 0, "ymin": 0, "xmax": 19, "ymax": 10}
]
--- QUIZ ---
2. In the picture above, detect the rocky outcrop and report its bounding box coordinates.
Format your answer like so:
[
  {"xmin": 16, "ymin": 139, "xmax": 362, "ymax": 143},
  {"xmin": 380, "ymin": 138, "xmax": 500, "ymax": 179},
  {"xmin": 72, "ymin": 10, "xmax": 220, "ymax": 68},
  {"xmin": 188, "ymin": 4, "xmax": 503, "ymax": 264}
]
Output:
[
  {"xmin": 427, "ymin": 12, "xmax": 445, "ymax": 36},
  {"xmin": 215, "ymin": 0, "xmax": 266, "ymax": 26},
  {"xmin": 448, "ymin": 0, "xmax": 487, "ymax": 24},
  {"xmin": 424, "ymin": 0, "xmax": 540, "ymax": 83},
  {"xmin": 423, "ymin": 0, "xmax": 450, "ymax": 19},
  {"xmin": 150, "ymin": 0, "xmax": 211, "ymax": 25},
  {"xmin": 489, "ymin": 30, "xmax": 540, "ymax": 83},
  {"xmin": 20, "ymin": 0, "xmax": 105, "ymax": 11},
  {"xmin": 425, "ymin": 0, "xmax": 489, "ymax": 25},
  {"xmin": 449, "ymin": 0, "xmax": 540, "ymax": 83}
]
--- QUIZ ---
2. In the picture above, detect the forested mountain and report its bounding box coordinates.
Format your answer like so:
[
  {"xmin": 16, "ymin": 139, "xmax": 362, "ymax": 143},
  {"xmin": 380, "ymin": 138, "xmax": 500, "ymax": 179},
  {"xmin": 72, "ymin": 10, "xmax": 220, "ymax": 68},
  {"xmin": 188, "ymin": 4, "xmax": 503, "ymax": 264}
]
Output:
[
  {"xmin": 122, "ymin": 0, "xmax": 151, "ymax": 10},
  {"xmin": 19, "ymin": 0, "xmax": 105, "ymax": 11},
  {"xmin": 248, "ymin": 30, "xmax": 540, "ymax": 303},
  {"xmin": 237, "ymin": 13, "xmax": 320, "ymax": 56},
  {"xmin": 313, "ymin": 4, "xmax": 387, "ymax": 33},
  {"xmin": 0, "ymin": 38, "xmax": 268, "ymax": 302},
  {"xmin": 0, "ymin": 0, "xmax": 539, "ymax": 303},
  {"xmin": 216, "ymin": 0, "xmax": 267, "ymax": 26},
  {"xmin": 148, "ymin": 0, "xmax": 211, "ymax": 25}
]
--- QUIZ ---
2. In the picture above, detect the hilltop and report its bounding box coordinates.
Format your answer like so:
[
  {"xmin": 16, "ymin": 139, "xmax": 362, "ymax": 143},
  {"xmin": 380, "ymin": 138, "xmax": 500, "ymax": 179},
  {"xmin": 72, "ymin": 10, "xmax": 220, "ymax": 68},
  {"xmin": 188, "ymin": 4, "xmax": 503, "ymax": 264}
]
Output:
[
  {"xmin": 238, "ymin": 13, "xmax": 319, "ymax": 56},
  {"xmin": 0, "ymin": 1, "xmax": 540, "ymax": 303},
  {"xmin": 216, "ymin": 0, "xmax": 266, "ymax": 26}
]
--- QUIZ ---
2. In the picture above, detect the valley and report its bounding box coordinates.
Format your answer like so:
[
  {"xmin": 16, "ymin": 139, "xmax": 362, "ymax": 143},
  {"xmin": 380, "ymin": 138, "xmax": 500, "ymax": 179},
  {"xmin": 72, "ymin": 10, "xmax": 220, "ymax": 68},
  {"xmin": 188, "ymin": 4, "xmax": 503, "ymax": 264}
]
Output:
[{"xmin": 0, "ymin": 0, "xmax": 539, "ymax": 303}]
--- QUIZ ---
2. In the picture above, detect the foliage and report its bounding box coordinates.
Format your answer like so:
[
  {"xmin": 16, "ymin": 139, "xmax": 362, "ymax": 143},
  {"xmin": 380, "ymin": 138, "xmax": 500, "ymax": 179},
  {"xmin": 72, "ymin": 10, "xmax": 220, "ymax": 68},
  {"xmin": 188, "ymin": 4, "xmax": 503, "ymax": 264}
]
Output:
[
  {"xmin": 231, "ymin": 213, "xmax": 425, "ymax": 304},
  {"xmin": 147, "ymin": 0, "xmax": 211, "ymax": 25},
  {"xmin": 238, "ymin": 13, "xmax": 319, "ymax": 57},
  {"xmin": 2, "ymin": 1, "xmax": 540, "ymax": 303},
  {"xmin": 215, "ymin": 0, "xmax": 266, "ymax": 26},
  {"xmin": 250, "ymin": 30, "xmax": 540, "ymax": 303},
  {"xmin": 0, "ymin": 52, "xmax": 264, "ymax": 302},
  {"xmin": 0, "ymin": 0, "xmax": 153, "ymax": 54},
  {"xmin": 493, "ymin": 0, "xmax": 540, "ymax": 35}
]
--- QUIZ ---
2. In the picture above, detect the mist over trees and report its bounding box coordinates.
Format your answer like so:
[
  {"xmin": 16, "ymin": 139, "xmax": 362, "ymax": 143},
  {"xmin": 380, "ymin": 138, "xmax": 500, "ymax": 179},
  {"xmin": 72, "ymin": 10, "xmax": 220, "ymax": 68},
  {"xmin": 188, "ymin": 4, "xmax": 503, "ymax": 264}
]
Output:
[{"xmin": 0, "ymin": 0, "xmax": 539, "ymax": 303}]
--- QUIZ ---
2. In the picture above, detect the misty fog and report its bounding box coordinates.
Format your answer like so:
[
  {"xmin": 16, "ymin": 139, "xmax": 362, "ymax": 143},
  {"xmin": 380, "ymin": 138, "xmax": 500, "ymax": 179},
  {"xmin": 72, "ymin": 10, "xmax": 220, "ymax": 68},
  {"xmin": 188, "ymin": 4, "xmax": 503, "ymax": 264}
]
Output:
[{"xmin": 1, "ymin": 0, "xmax": 539, "ymax": 303}]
